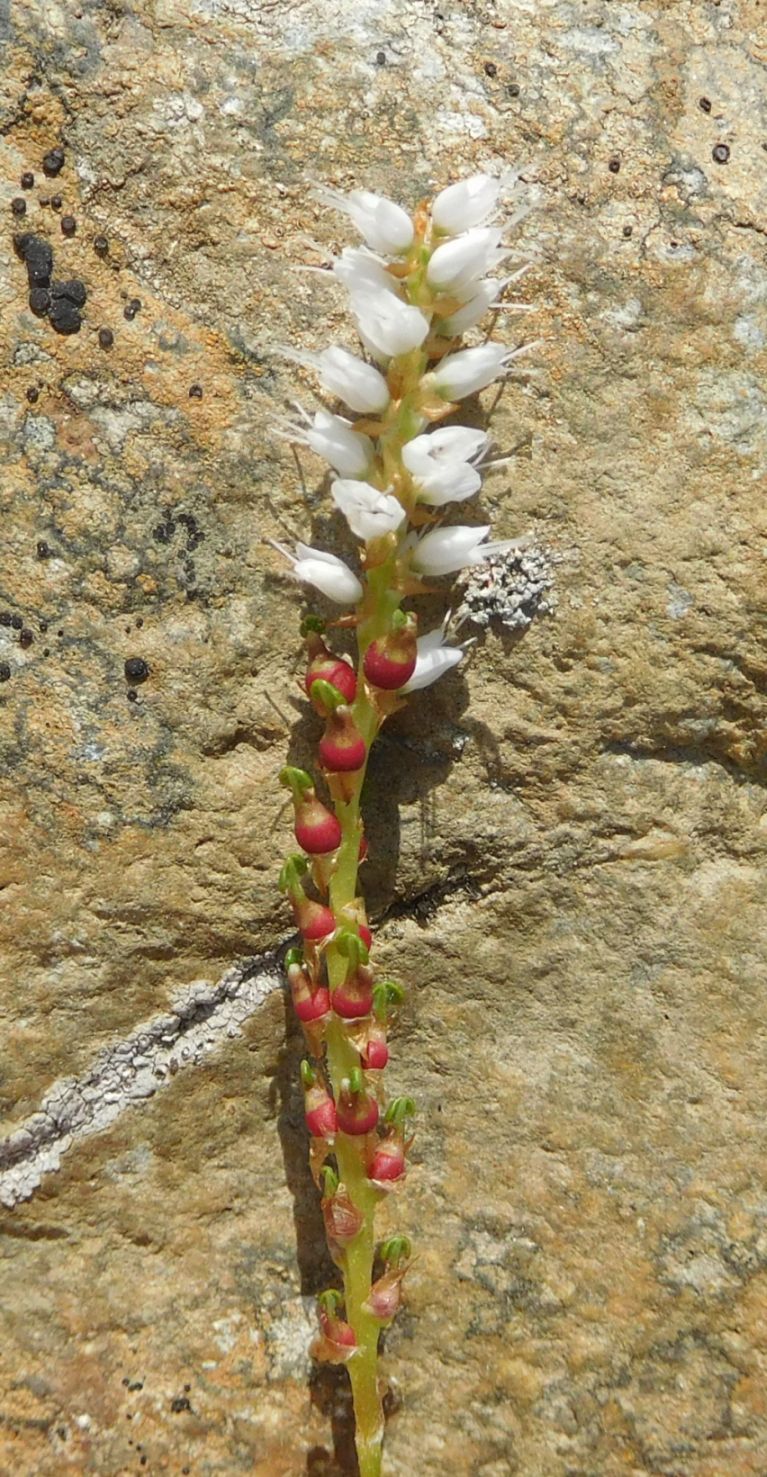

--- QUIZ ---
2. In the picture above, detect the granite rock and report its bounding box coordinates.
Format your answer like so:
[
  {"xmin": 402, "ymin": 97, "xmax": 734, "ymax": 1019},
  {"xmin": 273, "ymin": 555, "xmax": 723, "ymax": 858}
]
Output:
[{"xmin": 1, "ymin": 0, "xmax": 766, "ymax": 1473}]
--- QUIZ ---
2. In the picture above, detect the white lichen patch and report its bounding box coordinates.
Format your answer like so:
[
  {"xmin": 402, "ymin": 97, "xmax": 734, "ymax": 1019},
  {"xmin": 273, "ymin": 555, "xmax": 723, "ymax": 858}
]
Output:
[{"xmin": 454, "ymin": 542, "xmax": 558, "ymax": 633}]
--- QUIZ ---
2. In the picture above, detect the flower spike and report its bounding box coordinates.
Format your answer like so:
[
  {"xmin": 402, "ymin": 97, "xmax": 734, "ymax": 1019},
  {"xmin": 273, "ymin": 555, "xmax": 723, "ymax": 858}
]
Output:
[{"xmin": 274, "ymin": 169, "xmax": 537, "ymax": 1476}]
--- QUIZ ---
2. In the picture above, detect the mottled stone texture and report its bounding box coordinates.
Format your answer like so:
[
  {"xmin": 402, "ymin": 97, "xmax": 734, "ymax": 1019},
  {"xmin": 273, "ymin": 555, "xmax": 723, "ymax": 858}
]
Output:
[{"xmin": 1, "ymin": 0, "xmax": 766, "ymax": 1472}]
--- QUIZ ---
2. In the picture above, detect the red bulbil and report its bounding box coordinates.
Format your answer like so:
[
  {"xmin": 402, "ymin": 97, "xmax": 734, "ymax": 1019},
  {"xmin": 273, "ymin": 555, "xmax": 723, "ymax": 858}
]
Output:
[
  {"xmin": 294, "ymin": 793, "xmax": 342, "ymax": 855},
  {"xmin": 362, "ymin": 1026, "xmax": 389, "ymax": 1070},
  {"xmin": 367, "ymin": 1133, "xmax": 406, "ymax": 1184},
  {"xmin": 358, "ymin": 922, "xmax": 373, "ymax": 952},
  {"xmin": 288, "ymin": 963, "xmax": 331, "ymax": 1023},
  {"xmin": 304, "ymin": 1087, "xmax": 337, "ymax": 1139},
  {"xmin": 296, "ymin": 898, "xmax": 336, "ymax": 942},
  {"xmin": 363, "ymin": 640, "xmax": 416, "ymax": 690},
  {"xmin": 363, "ymin": 614, "xmax": 417, "ymax": 691},
  {"xmin": 318, "ymin": 707, "xmax": 367, "ymax": 773},
  {"xmin": 331, "ymin": 964, "xmax": 374, "ymax": 1020},
  {"xmin": 305, "ymin": 636, "xmax": 357, "ymax": 709},
  {"xmin": 337, "ymin": 1078, "xmax": 379, "ymax": 1136}
]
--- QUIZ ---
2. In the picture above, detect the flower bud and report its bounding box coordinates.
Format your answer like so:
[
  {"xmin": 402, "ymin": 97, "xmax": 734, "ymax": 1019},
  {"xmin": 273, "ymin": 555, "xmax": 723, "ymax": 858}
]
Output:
[
  {"xmin": 363, "ymin": 610, "xmax": 417, "ymax": 690},
  {"xmin": 337, "ymin": 1069, "xmax": 380, "ymax": 1136},
  {"xmin": 318, "ymin": 702, "xmax": 367, "ymax": 773},
  {"xmin": 301, "ymin": 1061, "xmax": 337, "ymax": 1139}
]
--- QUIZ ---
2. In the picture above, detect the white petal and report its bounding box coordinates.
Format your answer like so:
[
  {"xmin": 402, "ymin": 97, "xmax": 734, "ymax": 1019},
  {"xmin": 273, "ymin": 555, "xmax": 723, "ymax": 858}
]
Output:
[
  {"xmin": 437, "ymin": 279, "xmax": 505, "ymax": 336},
  {"xmin": 414, "ymin": 463, "xmax": 483, "ymax": 506},
  {"xmin": 333, "ymin": 247, "xmax": 401, "ymax": 296},
  {"xmin": 401, "ymin": 638, "xmax": 464, "ymax": 691},
  {"xmin": 331, "ymin": 480, "xmax": 406, "ymax": 541},
  {"xmin": 350, "ymin": 292, "xmax": 430, "ymax": 358},
  {"xmin": 411, "ymin": 524, "xmax": 492, "ymax": 576},
  {"xmin": 402, "ymin": 427, "xmax": 489, "ymax": 473},
  {"xmin": 317, "ymin": 346, "xmax": 391, "ymax": 413},
  {"xmin": 426, "ymin": 228, "xmax": 505, "ymax": 293},
  {"xmin": 293, "ymin": 543, "xmax": 364, "ymax": 602},
  {"xmin": 316, "ymin": 186, "xmax": 414, "ymax": 255},
  {"xmin": 426, "ymin": 344, "xmax": 516, "ymax": 400},
  {"xmin": 306, "ymin": 410, "xmax": 374, "ymax": 476},
  {"xmin": 431, "ymin": 174, "xmax": 502, "ymax": 233}
]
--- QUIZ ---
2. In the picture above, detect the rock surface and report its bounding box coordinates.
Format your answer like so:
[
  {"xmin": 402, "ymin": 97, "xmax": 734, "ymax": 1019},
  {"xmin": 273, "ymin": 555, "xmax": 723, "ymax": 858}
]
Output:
[{"xmin": 1, "ymin": 0, "xmax": 766, "ymax": 1473}]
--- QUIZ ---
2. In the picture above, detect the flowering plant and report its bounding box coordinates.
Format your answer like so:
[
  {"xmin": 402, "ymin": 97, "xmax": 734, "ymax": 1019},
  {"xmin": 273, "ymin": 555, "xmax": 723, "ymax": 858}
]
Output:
[{"xmin": 272, "ymin": 172, "xmax": 534, "ymax": 1476}]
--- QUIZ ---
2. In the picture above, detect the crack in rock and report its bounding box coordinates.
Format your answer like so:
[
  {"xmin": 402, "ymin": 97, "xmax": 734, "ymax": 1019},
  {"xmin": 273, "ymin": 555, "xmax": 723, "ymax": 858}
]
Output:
[{"xmin": 0, "ymin": 952, "xmax": 284, "ymax": 1209}]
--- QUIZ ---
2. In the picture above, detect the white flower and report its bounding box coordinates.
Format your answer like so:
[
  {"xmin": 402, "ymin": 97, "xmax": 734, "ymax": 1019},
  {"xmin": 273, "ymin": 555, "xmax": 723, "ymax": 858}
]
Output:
[
  {"xmin": 432, "ymin": 173, "xmax": 503, "ymax": 233},
  {"xmin": 273, "ymin": 407, "xmax": 374, "ymax": 478},
  {"xmin": 425, "ymin": 342, "xmax": 532, "ymax": 401},
  {"xmin": 303, "ymin": 346, "xmax": 390, "ymax": 413},
  {"xmin": 331, "ymin": 480, "xmax": 406, "ymax": 541},
  {"xmin": 436, "ymin": 279, "xmax": 506, "ymax": 336},
  {"xmin": 316, "ymin": 186, "xmax": 414, "ymax": 256},
  {"xmin": 412, "ymin": 462, "xmax": 483, "ymax": 506},
  {"xmin": 350, "ymin": 291, "xmax": 430, "ymax": 359},
  {"xmin": 332, "ymin": 247, "xmax": 401, "ymax": 296},
  {"xmin": 410, "ymin": 524, "xmax": 522, "ymax": 576},
  {"xmin": 401, "ymin": 626, "xmax": 465, "ymax": 691},
  {"xmin": 403, "ymin": 426, "xmax": 489, "ymax": 472},
  {"xmin": 426, "ymin": 227, "xmax": 507, "ymax": 294},
  {"xmin": 271, "ymin": 540, "xmax": 364, "ymax": 604}
]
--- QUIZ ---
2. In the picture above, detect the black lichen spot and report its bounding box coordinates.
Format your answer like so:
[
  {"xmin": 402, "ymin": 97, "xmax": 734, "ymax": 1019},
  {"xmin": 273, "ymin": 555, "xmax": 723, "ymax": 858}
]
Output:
[
  {"xmin": 49, "ymin": 298, "xmax": 82, "ymax": 335},
  {"xmin": 60, "ymin": 214, "xmax": 76, "ymax": 236},
  {"xmin": 51, "ymin": 194, "xmax": 63, "ymax": 211},
  {"xmin": 135, "ymin": 617, "xmax": 143, "ymax": 628},
  {"xmin": 123, "ymin": 303, "xmax": 137, "ymax": 321},
  {"xmin": 15, "ymin": 233, "xmax": 53, "ymax": 287},
  {"xmin": 699, "ymin": 96, "xmax": 712, "ymax": 113},
  {"xmin": 188, "ymin": 383, "xmax": 203, "ymax": 399},
  {"xmin": 21, "ymin": 171, "xmax": 34, "ymax": 189},
  {"xmin": 93, "ymin": 234, "xmax": 108, "ymax": 256},
  {"xmin": 0, "ymin": 663, "xmax": 10, "ymax": 683},
  {"xmin": 623, "ymin": 224, "xmax": 633, "ymax": 238},
  {"xmin": 98, "ymin": 326, "xmax": 114, "ymax": 349},
  {"xmin": 712, "ymin": 143, "xmax": 730, "ymax": 163},
  {"xmin": 36, "ymin": 539, "xmax": 51, "ymax": 558},
  {"xmin": 0, "ymin": 613, "xmax": 10, "ymax": 626},
  {"xmin": 375, "ymin": 49, "xmax": 386, "ymax": 64},
  {"xmin": 39, "ymin": 620, "xmax": 48, "ymax": 632},
  {"xmin": 507, "ymin": 82, "xmax": 520, "ymax": 97},
  {"xmin": 10, "ymin": 615, "xmax": 23, "ymax": 630},
  {"xmin": 51, "ymin": 278, "xmax": 87, "ymax": 307},
  {"xmin": 26, "ymin": 386, "xmax": 40, "ymax": 403},
  {"xmin": 42, "ymin": 146, "xmax": 65, "ymax": 176},
  {"xmin": 19, "ymin": 628, "xmax": 33, "ymax": 648},
  {"xmin": 609, "ymin": 156, "xmax": 621, "ymax": 173},
  {"xmin": 170, "ymin": 1396, "xmax": 192, "ymax": 1414},
  {"xmin": 11, "ymin": 196, "xmax": 27, "ymax": 216},
  {"xmin": 127, "ymin": 690, "xmax": 138, "ymax": 701},
  {"xmin": 29, "ymin": 287, "xmax": 51, "ymax": 316},
  {"xmin": 124, "ymin": 656, "xmax": 149, "ymax": 683},
  {"xmin": 484, "ymin": 61, "xmax": 497, "ymax": 77}
]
